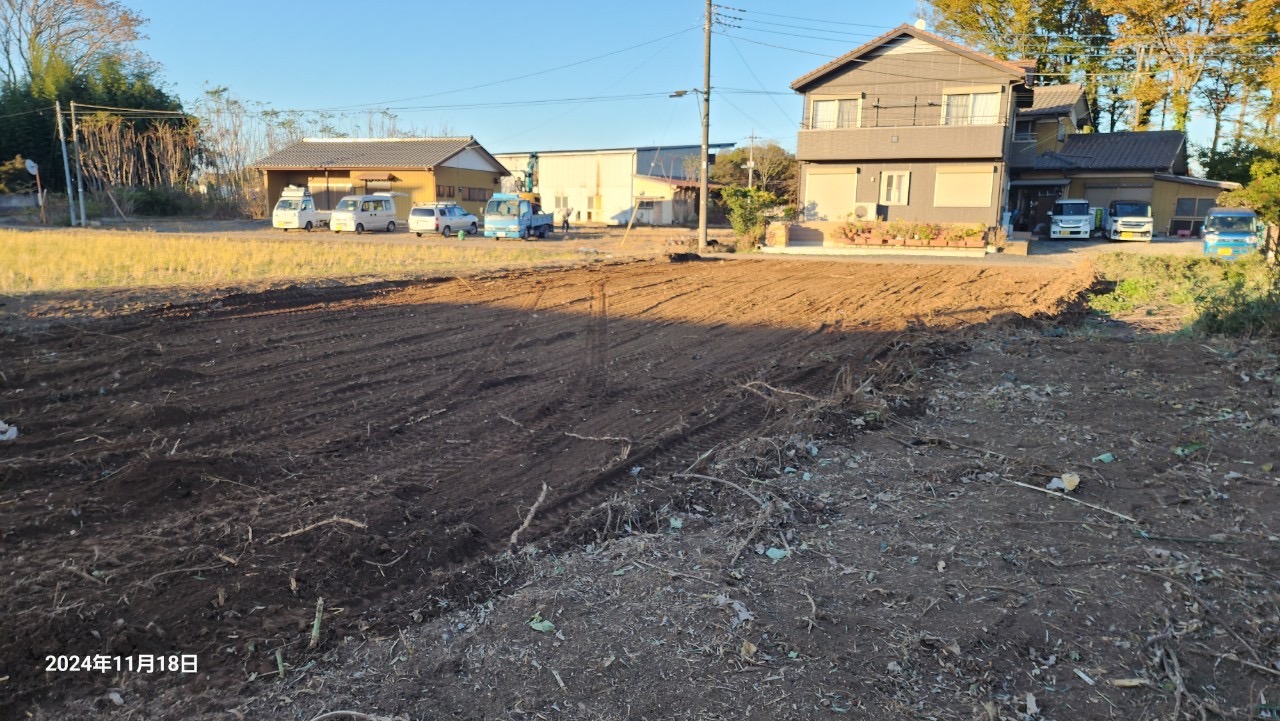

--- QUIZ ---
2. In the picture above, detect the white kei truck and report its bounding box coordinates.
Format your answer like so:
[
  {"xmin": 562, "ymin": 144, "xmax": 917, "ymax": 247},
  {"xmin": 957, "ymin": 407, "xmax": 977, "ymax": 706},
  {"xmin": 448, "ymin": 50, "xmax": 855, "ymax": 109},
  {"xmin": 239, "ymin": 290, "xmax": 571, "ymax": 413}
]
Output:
[{"xmin": 272, "ymin": 186, "xmax": 330, "ymax": 231}]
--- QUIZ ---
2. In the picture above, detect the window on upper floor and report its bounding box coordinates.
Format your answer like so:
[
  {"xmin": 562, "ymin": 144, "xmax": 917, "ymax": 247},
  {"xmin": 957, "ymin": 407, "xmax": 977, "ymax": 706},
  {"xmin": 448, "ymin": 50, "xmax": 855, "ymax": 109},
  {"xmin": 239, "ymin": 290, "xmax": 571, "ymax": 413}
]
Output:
[
  {"xmin": 1014, "ymin": 120, "xmax": 1037, "ymax": 142},
  {"xmin": 942, "ymin": 91, "xmax": 1000, "ymax": 126},
  {"xmin": 880, "ymin": 171, "xmax": 910, "ymax": 206},
  {"xmin": 810, "ymin": 98, "xmax": 861, "ymax": 129}
]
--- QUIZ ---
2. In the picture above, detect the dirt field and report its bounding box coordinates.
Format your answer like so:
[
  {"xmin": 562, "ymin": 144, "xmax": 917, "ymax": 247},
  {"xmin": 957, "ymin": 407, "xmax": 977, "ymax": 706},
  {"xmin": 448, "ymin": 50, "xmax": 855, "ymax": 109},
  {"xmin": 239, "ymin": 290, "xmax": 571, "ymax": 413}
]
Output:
[{"xmin": 3, "ymin": 254, "xmax": 1279, "ymax": 720}]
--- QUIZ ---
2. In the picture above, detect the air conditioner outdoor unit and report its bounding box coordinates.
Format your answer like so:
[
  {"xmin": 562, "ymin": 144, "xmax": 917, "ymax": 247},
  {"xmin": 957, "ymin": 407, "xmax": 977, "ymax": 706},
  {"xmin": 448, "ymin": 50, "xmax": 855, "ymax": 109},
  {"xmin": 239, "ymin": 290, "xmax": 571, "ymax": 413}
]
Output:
[{"xmin": 849, "ymin": 202, "xmax": 884, "ymax": 221}]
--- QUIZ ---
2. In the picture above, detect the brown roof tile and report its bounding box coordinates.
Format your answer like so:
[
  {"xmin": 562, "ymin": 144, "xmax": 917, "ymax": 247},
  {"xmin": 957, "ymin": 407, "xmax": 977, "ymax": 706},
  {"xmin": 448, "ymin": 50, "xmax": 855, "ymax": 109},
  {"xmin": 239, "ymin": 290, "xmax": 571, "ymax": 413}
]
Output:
[{"xmin": 254, "ymin": 137, "xmax": 494, "ymax": 170}]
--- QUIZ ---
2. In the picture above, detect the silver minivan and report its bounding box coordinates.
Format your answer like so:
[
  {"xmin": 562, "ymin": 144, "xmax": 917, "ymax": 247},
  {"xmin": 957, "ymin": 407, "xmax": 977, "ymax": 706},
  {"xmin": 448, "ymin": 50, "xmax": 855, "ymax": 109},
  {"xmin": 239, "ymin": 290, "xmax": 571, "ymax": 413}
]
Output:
[
  {"xmin": 409, "ymin": 203, "xmax": 479, "ymax": 237},
  {"xmin": 330, "ymin": 193, "xmax": 398, "ymax": 234}
]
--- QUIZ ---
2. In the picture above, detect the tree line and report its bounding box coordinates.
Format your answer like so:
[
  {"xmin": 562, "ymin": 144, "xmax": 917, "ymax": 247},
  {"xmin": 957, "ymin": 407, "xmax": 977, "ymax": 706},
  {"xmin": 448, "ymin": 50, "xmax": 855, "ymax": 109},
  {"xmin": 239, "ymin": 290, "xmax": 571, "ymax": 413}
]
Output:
[
  {"xmin": 925, "ymin": 0, "xmax": 1280, "ymax": 187},
  {"xmin": 0, "ymin": 0, "xmax": 425, "ymax": 216},
  {"xmin": 2, "ymin": 1, "xmax": 1276, "ymax": 223}
]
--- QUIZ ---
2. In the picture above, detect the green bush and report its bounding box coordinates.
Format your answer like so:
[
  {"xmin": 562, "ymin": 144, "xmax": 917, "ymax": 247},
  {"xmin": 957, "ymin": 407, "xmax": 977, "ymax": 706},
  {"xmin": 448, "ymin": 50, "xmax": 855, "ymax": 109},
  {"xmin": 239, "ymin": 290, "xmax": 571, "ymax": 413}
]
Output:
[
  {"xmin": 1090, "ymin": 253, "xmax": 1280, "ymax": 337},
  {"xmin": 1192, "ymin": 258, "xmax": 1280, "ymax": 337},
  {"xmin": 720, "ymin": 185, "xmax": 780, "ymax": 244}
]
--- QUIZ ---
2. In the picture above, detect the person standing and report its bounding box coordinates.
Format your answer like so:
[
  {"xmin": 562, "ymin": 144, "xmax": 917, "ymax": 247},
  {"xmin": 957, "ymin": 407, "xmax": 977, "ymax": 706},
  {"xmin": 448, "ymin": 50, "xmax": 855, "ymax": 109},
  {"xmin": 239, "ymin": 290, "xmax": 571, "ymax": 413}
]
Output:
[{"xmin": 562, "ymin": 208, "xmax": 573, "ymax": 233}]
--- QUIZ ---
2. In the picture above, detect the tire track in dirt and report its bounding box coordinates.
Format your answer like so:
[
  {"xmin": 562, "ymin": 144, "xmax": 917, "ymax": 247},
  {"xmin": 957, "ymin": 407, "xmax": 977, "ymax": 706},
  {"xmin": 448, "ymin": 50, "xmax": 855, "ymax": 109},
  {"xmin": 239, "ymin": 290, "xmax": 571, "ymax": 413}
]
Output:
[{"xmin": 0, "ymin": 259, "xmax": 1097, "ymax": 711}]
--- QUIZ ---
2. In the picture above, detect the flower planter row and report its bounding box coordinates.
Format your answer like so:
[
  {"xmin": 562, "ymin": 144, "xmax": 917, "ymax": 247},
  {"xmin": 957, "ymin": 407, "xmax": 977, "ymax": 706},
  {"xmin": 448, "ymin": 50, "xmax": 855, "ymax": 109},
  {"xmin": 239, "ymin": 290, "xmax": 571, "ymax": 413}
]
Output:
[{"xmin": 833, "ymin": 235, "xmax": 986, "ymax": 248}]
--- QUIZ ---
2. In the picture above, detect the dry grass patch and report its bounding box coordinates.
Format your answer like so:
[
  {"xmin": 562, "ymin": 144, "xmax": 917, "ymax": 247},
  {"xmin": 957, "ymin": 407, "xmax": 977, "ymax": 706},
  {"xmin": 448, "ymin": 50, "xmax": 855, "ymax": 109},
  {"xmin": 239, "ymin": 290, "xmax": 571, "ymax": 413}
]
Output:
[{"xmin": 0, "ymin": 229, "xmax": 583, "ymax": 293}]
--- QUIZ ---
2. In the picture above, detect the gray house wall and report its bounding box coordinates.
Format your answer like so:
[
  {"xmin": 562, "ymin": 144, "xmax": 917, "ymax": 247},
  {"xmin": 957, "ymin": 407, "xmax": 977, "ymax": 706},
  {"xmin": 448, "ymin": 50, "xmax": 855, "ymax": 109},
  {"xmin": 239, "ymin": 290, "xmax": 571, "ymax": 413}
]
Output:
[
  {"xmin": 855, "ymin": 160, "xmax": 1003, "ymax": 225},
  {"xmin": 795, "ymin": 34, "xmax": 1020, "ymax": 224},
  {"xmin": 797, "ymin": 39, "xmax": 1018, "ymax": 161},
  {"xmin": 799, "ymin": 125, "xmax": 1006, "ymax": 162}
]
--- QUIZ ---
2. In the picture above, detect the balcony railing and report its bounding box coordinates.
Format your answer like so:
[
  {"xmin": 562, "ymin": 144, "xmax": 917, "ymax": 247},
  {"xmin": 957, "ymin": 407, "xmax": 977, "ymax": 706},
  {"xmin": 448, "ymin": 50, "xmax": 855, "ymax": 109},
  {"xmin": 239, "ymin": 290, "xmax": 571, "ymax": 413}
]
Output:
[
  {"xmin": 802, "ymin": 117, "xmax": 1005, "ymax": 130},
  {"xmin": 801, "ymin": 106, "xmax": 1004, "ymax": 131}
]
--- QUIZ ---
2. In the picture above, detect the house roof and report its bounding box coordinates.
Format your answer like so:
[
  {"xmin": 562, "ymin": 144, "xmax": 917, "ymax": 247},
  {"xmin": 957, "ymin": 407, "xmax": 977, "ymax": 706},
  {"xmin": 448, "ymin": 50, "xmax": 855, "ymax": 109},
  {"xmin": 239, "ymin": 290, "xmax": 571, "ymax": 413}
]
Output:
[
  {"xmin": 790, "ymin": 24, "xmax": 1028, "ymax": 92},
  {"xmin": 1020, "ymin": 84, "xmax": 1085, "ymax": 118},
  {"xmin": 633, "ymin": 175, "xmax": 722, "ymax": 189},
  {"xmin": 1032, "ymin": 130, "xmax": 1186, "ymax": 171},
  {"xmin": 254, "ymin": 137, "xmax": 507, "ymax": 172},
  {"xmin": 1153, "ymin": 173, "xmax": 1241, "ymax": 190}
]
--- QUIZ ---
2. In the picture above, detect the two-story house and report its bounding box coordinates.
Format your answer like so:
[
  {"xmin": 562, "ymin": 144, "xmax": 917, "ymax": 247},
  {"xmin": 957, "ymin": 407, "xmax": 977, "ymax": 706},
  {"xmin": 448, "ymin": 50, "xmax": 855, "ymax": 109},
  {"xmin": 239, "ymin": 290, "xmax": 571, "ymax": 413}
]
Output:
[
  {"xmin": 790, "ymin": 23, "xmax": 1034, "ymax": 226},
  {"xmin": 789, "ymin": 25, "xmax": 1240, "ymax": 241}
]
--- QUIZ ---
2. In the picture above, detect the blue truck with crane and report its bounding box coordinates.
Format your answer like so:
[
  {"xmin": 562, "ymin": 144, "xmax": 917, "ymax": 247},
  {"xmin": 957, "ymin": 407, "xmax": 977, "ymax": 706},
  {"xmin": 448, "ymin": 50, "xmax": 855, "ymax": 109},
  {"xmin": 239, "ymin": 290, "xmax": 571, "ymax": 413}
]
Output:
[{"xmin": 483, "ymin": 153, "xmax": 555, "ymax": 240}]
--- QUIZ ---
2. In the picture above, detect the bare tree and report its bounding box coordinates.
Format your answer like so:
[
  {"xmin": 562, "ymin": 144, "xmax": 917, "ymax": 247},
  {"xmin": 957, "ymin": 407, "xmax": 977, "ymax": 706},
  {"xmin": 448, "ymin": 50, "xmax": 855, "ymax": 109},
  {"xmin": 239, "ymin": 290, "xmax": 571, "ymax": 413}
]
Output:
[{"xmin": 0, "ymin": 0, "xmax": 146, "ymax": 86}]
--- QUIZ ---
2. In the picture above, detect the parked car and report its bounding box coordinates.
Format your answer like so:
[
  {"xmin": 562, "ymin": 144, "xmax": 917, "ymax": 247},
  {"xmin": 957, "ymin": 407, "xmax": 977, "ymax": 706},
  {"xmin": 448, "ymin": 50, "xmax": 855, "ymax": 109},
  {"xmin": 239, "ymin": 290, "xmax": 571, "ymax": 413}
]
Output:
[
  {"xmin": 1102, "ymin": 200, "xmax": 1153, "ymax": 242},
  {"xmin": 1200, "ymin": 207, "xmax": 1263, "ymax": 259},
  {"xmin": 330, "ymin": 193, "xmax": 398, "ymax": 234},
  {"xmin": 409, "ymin": 203, "xmax": 478, "ymax": 237},
  {"xmin": 1048, "ymin": 199, "xmax": 1093, "ymax": 239}
]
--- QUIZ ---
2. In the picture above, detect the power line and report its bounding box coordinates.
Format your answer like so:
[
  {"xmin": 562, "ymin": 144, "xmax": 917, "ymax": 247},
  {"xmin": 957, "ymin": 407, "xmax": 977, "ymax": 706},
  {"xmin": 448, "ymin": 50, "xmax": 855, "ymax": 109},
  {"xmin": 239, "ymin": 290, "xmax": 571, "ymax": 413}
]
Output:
[
  {"xmin": 724, "ymin": 35, "xmax": 795, "ymax": 135},
  {"xmin": 718, "ymin": 13, "xmax": 883, "ymax": 41},
  {"xmin": 724, "ymin": 23, "xmax": 1280, "ymax": 62},
  {"xmin": 715, "ymin": 31, "xmax": 1260, "ymax": 85},
  {"xmin": 491, "ymin": 28, "xmax": 693, "ymax": 147},
  {"xmin": 723, "ymin": 4, "xmax": 1276, "ymax": 42},
  {"xmin": 717, "ymin": 31, "xmax": 837, "ymax": 58},
  {"xmin": 0, "ymin": 105, "xmax": 54, "ymax": 120},
  {"xmin": 715, "ymin": 4, "xmax": 895, "ymax": 30},
  {"xmin": 72, "ymin": 102, "xmax": 188, "ymax": 115},
  {"xmin": 300, "ymin": 26, "xmax": 701, "ymax": 114}
]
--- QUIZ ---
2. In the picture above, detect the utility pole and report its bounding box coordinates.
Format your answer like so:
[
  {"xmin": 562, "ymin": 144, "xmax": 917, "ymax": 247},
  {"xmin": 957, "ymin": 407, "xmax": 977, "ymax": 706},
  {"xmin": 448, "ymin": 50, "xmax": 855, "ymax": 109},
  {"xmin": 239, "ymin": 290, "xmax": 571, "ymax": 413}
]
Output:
[
  {"xmin": 55, "ymin": 101, "xmax": 76, "ymax": 226},
  {"xmin": 746, "ymin": 130, "xmax": 757, "ymax": 189},
  {"xmin": 70, "ymin": 101, "xmax": 87, "ymax": 227},
  {"xmin": 698, "ymin": 0, "xmax": 711, "ymax": 253},
  {"xmin": 1131, "ymin": 45, "xmax": 1145, "ymax": 131}
]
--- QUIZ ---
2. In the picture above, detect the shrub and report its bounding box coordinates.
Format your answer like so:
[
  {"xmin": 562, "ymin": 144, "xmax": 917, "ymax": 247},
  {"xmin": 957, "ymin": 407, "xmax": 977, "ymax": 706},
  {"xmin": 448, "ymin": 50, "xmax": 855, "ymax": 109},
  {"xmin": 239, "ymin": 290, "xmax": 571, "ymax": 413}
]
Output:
[
  {"xmin": 1091, "ymin": 253, "xmax": 1280, "ymax": 337},
  {"xmin": 1192, "ymin": 257, "xmax": 1280, "ymax": 337},
  {"xmin": 720, "ymin": 185, "xmax": 781, "ymax": 244}
]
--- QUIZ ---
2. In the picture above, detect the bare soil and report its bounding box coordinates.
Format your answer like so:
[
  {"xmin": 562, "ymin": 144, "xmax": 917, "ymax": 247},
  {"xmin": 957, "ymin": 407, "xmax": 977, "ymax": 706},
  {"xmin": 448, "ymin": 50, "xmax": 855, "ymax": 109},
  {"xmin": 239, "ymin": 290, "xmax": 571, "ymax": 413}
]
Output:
[{"xmin": 3, "ymin": 255, "xmax": 1278, "ymax": 720}]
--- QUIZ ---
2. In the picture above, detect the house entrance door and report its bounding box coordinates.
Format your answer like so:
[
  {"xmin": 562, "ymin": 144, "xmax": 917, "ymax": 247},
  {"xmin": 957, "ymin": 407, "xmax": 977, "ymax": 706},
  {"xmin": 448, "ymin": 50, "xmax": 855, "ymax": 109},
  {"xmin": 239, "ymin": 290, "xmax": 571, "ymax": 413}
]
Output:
[{"xmin": 1026, "ymin": 187, "xmax": 1062, "ymax": 235}]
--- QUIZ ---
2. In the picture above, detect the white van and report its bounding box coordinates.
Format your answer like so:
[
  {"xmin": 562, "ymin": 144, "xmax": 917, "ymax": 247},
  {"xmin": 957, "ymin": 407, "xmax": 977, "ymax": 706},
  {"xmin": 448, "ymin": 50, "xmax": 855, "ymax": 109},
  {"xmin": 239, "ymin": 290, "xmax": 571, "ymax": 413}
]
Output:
[
  {"xmin": 272, "ymin": 185, "xmax": 330, "ymax": 231},
  {"xmin": 330, "ymin": 193, "xmax": 398, "ymax": 234},
  {"xmin": 1048, "ymin": 199, "xmax": 1094, "ymax": 239}
]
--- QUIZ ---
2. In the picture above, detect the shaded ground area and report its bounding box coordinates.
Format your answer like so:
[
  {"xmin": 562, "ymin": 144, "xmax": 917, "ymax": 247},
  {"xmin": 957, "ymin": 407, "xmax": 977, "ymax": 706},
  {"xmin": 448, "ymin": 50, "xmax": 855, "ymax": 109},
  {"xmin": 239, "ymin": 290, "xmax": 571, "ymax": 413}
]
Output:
[{"xmin": 3, "ymin": 257, "xmax": 1277, "ymax": 720}]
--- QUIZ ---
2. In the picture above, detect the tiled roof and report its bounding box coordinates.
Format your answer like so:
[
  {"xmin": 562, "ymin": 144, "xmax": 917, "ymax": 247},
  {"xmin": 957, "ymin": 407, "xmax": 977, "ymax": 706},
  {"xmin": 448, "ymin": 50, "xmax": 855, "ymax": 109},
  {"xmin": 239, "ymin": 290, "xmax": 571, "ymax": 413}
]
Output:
[
  {"xmin": 1153, "ymin": 173, "xmax": 1240, "ymax": 190},
  {"xmin": 1032, "ymin": 130, "xmax": 1186, "ymax": 171},
  {"xmin": 254, "ymin": 137, "xmax": 489, "ymax": 169},
  {"xmin": 1020, "ymin": 84, "xmax": 1085, "ymax": 117},
  {"xmin": 791, "ymin": 24, "xmax": 1028, "ymax": 92}
]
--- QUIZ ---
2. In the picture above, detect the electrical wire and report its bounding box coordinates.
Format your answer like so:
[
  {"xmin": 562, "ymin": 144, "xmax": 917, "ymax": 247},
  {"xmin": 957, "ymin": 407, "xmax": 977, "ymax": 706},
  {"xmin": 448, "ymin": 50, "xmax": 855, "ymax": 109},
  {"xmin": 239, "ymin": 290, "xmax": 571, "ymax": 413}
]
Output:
[
  {"xmin": 70, "ymin": 102, "xmax": 187, "ymax": 115},
  {"xmin": 0, "ymin": 105, "xmax": 54, "ymax": 120},
  {"xmin": 301, "ymin": 26, "xmax": 701, "ymax": 114},
  {"xmin": 724, "ymin": 35, "xmax": 795, "ymax": 136},
  {"xmin": 714, "ymin": 4, "xmax": 897, "ymax": 30},
  {"xmin": 491, "ymin": 27, "xmax": 693, "ymax": 147},
  {"xmin": 723, "ymin": 23, "xmax": 1280, "ymax": 63},
  {"xmin": 715, "ymin": 32, "xmax": 1210, "ymax": 83},
  {"xmin": 720, "ymin": 4, "xmax": 1277, "ymax": 42}
]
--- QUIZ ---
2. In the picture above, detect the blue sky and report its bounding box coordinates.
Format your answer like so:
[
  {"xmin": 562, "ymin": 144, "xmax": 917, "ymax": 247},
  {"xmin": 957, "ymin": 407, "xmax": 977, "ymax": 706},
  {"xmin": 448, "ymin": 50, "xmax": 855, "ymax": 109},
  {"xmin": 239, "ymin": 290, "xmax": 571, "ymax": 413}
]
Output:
[{"xmin": 124, "ymin": 0, "xmax": 924, "ymax": 154}]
